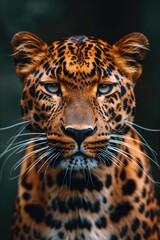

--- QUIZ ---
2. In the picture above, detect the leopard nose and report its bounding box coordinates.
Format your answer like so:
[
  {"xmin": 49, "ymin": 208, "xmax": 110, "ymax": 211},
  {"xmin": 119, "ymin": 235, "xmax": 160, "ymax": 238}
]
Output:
[{"xmin": 61, "ymin": 126, "xmax": 97, "ymax": 146}]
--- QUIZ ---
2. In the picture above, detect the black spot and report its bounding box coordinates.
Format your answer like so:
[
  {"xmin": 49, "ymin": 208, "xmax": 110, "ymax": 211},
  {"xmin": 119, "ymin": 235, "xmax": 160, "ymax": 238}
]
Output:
[
  {"xmin": 65, "ymin": 217, "xmax": 92, "ymax": 231},
  {"xmin": 126, "ymin": 83, "xmax": 131, "ymax": 89},
  {"xmin": 150, "ymin": 209, "xmax": 155, "ymax": 221},
  {"xmin": 40, "ymin": 113, "xmax": 47, "ymax": 120},
  {"xmin": 133, "ymin": 233, "xmax": 141, "ymax": 240},
  {"xmin": 90, "ymin": 200, "xmax": 100, "ymax": 213},
  {"xmin": 41, "ymin": 182, "xmax": 45, "ymax": 192},
  {"xmin": 110, "ymin": 201, "xmax": 133, "ymax": 223},
  {"xmin": 67, "ymin": 197, "xmax": 82, "ymax": 211},
  {"xmin": 95, "ymin": 216, "xmax": 107, "ymax": 229},
  {"xmin": 39, "ymin": 172, "xmax": 44, "ymax": 181},
  {"xmin": 24, "ymin": 204, "xmax": 45, "ymax": 224},
  {"xmin": 142, "ymin": 221, "xmax": 147, "ymax": 230},
  {"xmin": 23, "ymin": 224, "xmax": 30, "ymax": 234},
  {"xmin": 115, "ymin": 114, "xmax": 122, "ymax": 122},
  {"xmin": 22, "ymin": 91, "xmax": 26, "ymax": 100},
  {"xmin": 139, "ymin": 203, "xmax": 145, "ymax": 213},
  {"xmin": 51, "ymin": 198, "xmax": 57, "ymax": 211},
  {"xmin": 131, "ymin": 217, "xmax": 140, "ymax": 232},
  {"xmin": 110, "ymin": 234, "xmax": 118, "ymax": 240},
  {"xmin": 134, "ymin": 196, "xmax": 139, "ymax": 202},
  {"xmin": 115, "ymin": 123, "xmax": 122, "ymax": 131},
  {"xmin": 29, "ymin": 85, "xmax": 35, "ymax": 98},
  {"xmin": 105, "ymin": 174, "xmax": 112, "ymax": 188},
  {"xmin": 102, "ymin": 196, "xmax": 107, "ymax": 203},
  {"xmin": 142, "ymin": 187, "xmax": 146, "ymax": 198},
  {"xmin": 32, "ymin": 69, "xmax": 39, "ymax": 76},
  {"xmin": 56, "ymin": 170, "xmax": 103, "ymax": 192},
  {"xmin": 122, "ymin": 179, "xmax": 136, "ymax": 195},
  {"xmin": 45, "ymin": 214, "xmax": 61, "ymax": 229},
  {"xmin": 21, "ymin": 175, "xmax": 33, "ymax": 190},
  {"xmin": 137, "ymin": 160, "xmax": 143, "ymax": 178},
  {"xmin": 24, "ymin": 106, "xmax": 28, "ymax": 114},
  {"xmin": 131, "ymin": 107, "xmax": 136, "ymax": 116},
  {"xmin": 123, "ymin": 98, "xmax": 128, "ymax": 110},
  {"xmin": 43, "ymin": 62, "xmax": 50, "ymax": 70},
  {"xmin": 120, "ymin": 169, "xmax": 126, "ymax": 181},
  {"xmin": 121, "ymin": 86, "xmax": 126, "ymax": 96},
  {"xmin": 26, "ymin": 79, "xmax": 31, "ymax": 86},
  {"xmin": 120, "ymin": 225, "xmax": 128, "ymax": 237},
  {"xmin": 15, "ymin": 225, "xmax": 20, "ymax": 236},
  {"xmin": 126, "ymin": 106, "xmax": 131, "ymax": 114},
  {"xmin": 22, "ymin": 192, "xmax": 31, "ymax": 201},
  {"xmin": 58, "ymin": 231, "xmax": 64, "ymax": 239},
  {"xmin": 114, "ymin": 74, "xmax": 120, "ymax": 80},
  {"xmin": 20, "ymin": 234, "xmax": 25, "ymax": 240},
  {"xmin": 33, "ymin": 229, "xmax": 41, "ymax": 239},
  {"xmin": 47, "ymin": 174, "xmax": 54, "ymax": 187},
  {"xmin": 67, "ymin": 197, "xmax": 100, "ymax": 213},
  {"xmin": 28, "ymin": 100, "xmax": 33, "ymax": 110},
  {"xmin": 51, "ymin": 197, "xmax": 68, "ymax": 213},
  {"xmin": 126, "ymin": 237, "xmax": 131, "ymax": 240},
  {"xmin": 57, "ymin": 199, "xmax": 69, "ymax": 213},
  {"xmin": 34, "ymin": 113, "xmax": 40, "ymax": 122}
]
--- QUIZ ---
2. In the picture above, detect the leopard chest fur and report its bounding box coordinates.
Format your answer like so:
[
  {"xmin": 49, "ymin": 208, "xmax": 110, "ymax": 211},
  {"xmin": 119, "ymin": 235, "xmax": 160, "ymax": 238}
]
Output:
[{"xmin": 11, "ymin": 144, "xmax": 160, "ymax": 240}]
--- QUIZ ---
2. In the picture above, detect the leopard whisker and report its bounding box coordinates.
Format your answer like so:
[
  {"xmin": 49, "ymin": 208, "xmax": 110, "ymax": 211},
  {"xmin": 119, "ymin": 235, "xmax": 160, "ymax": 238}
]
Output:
[
  {"xmin": 97, "ymin": 154, "xmax": 108, "ymax": 166},
  {"xmin": 98, "ymin": 141, "xmax": 124, "ymax": 166},
  {"xmin": 12, "ymin": 136, "xmax": 47, "ymax": 146},
  {"xmin": 17, "ymin": 146, "xmax": 50, "ymax": 183},
  {"xmin": 44, "ymin": 151, "xmax": 62, "ymax": 178},
  {"xmin": 0, "ymin": 122, "xmax": 29, "ymax": 158},
  {"xmin": 61, "ymin": 166, "xmax": 70, "ymax": 189},
  {"xmin": 11, "ymin": 146, "xmax": 49, "ymax": 173},
  {"xmin": 126, "ymin": 120, "xmax": 160, "ymax": 132},
  {"xmin": 87, "ymin": 165, "xmax": 95, "ymax": 187},
  {"xmin": 108, "ymin": 144, "xmax": 160, "ymax": 185},
  {"xmin": 38, "ymin": 148, "xmax": 59, "ymax": 174},
  {"xmin": 50, "ymin": 150, "xmax": 62, "ymax": 169},
  {"xmin": 110, "ymin": 133, "xmax": 157, "ymax": 158},
  {"xmin": 109, "ymin": 139, "xmax": 160, "ymax": 168},
  {"xmin": 99, "ymin": 148, "xmax": 124, "ymax": 167},
  {"xmin": 33, "ymin": 149, "xmax": 53, "ymax": 173},
  {"xmin": 16, "ymin": 140, "xmax": 47, "ymax": 154},
  {"xmin": 0, "ymin": 120, "xmax": 29, "ymax": 131},
  {"xmin": 8, "ymin": 146, "xmax": 49, "ymax": 180},
  {"xmin": 8, "ymin": 132, "xmax": 46, "ymax": 142},
  {"xmin": 0, "ymin": 138, "xmax": 47, "ymax": 174},
  {"xmin": 126, "ymin": 121, "xmax": 158, "ymax": 163},
  {"xmin": 82, "ymin": 166, "xmax": 87, "ymax": 183},
  {"xmin": 1, "ymin": 137, "xmax": 47, "ymax": 155}
]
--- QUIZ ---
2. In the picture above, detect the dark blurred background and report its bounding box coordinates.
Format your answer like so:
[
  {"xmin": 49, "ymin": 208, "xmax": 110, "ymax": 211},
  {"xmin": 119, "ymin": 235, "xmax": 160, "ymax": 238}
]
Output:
[{"xmin": 0, "ymin": 0, "xmax": 160, "ymax": 239}]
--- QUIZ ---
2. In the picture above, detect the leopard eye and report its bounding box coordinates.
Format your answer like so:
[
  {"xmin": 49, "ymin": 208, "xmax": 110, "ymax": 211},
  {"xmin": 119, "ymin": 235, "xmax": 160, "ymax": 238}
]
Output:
[
  {"xmin": 44, "ymin": 83, "xmax": 61, "ymax": 95},
  {"xmin": 97, "ymin": 84, "xmax": 113, "ymax": 96}
]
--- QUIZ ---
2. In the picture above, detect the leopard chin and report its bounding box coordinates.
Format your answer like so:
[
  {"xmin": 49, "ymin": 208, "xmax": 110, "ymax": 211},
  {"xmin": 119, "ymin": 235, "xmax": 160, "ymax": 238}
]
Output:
[{"xmin": 60, "ymin": 153, "xmax": 98, "ymax": 171}]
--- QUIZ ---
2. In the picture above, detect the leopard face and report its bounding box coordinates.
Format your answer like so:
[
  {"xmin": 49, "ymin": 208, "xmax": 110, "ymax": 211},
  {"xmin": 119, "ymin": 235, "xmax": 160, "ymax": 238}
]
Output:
[{"xmin": 11, "ymin": 32, "xmax": 148, "ymax": 171}]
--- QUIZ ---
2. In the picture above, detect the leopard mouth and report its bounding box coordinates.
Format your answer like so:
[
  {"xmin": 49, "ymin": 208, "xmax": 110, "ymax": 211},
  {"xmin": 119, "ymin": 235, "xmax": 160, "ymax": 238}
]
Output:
[{"xmin": 60, "ymin": 152, "xmax": 98, "ymax": 171}]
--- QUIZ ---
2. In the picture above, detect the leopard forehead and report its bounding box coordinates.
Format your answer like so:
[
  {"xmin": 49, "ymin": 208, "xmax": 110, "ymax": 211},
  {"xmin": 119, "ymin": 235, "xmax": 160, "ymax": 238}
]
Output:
[{"xmin": 43, "ymin": 35, "xmax": 114, "ymax": 86}]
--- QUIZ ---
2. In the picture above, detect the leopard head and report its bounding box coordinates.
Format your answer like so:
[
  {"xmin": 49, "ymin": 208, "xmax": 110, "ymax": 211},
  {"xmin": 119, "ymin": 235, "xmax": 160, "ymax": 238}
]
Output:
[{"xmin": 11, "ymin": 32, "xmax": 148, "ymax": 170}]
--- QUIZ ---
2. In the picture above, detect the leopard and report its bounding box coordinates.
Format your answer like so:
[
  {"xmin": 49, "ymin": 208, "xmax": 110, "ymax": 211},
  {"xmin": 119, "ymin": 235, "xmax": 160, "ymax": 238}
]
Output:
[{"xmin": 9, "ymin": 31, "xmax": 160, "ymax": 240}]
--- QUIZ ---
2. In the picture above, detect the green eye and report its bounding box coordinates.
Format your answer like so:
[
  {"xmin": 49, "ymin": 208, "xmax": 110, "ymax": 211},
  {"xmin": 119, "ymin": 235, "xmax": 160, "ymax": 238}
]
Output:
[
  {"xmin": 97, "ymin": 84, "xmax": 113, "ymax": 96},
  {"xmin": 44, "ymin": 83, "xmax": 61, "ymax": 95}
]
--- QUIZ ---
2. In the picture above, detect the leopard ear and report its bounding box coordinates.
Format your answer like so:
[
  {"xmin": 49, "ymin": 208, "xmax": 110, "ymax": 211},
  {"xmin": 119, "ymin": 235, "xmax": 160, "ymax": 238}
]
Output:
[
  {"xmin": 112, "ymin": 32, "xmax": 149, "ymax": 83},
  {"xmin": 11, "ymin": 32, "xmax": 48, "ymax": 81}
]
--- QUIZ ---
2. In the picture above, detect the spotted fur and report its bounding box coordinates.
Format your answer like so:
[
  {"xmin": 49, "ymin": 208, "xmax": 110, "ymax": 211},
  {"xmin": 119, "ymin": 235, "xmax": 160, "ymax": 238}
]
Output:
[{"xmin": 10, "ymin": 32, "xmax": 160, "ymax": 239}]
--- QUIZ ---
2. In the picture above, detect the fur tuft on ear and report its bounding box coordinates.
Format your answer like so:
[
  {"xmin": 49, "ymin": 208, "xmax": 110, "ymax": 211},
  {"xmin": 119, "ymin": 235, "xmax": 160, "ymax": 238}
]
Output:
[
  {"xmin": 112, "ymin": 33, "xmax": 149, "ymax": 83},
  {"xmin": 11, "ymin": 32, "xmax": 48, "ymax": 81}
]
